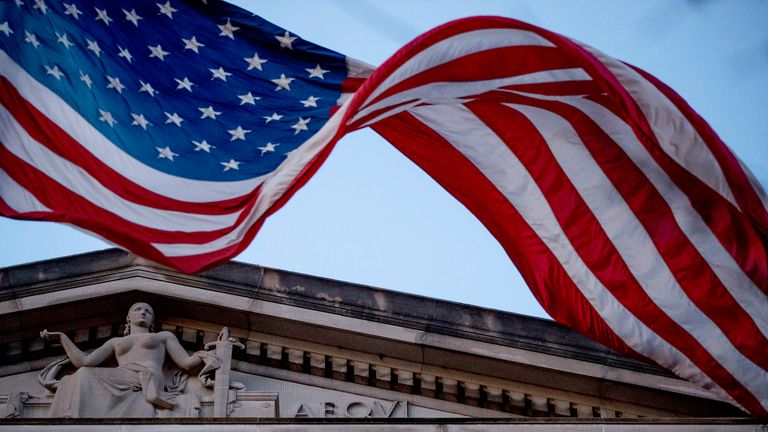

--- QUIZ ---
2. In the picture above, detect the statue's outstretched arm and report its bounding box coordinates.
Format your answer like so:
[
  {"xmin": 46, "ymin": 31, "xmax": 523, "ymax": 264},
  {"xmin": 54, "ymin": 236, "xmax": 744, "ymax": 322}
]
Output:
[
  {"xmin": 160, "ymin": 331, "xmax": 203, "ymax": 371},
  {"xmin": 40, "ymin": 330, "xmax": 115, "ymax": 368}
]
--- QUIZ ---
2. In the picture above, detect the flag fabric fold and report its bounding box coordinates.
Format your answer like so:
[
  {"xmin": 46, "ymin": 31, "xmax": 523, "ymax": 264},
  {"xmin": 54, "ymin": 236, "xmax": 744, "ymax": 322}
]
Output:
[
  {"xmin": 1, "ymin": 1, "xmax": 766, "ymax": 418},
  {"xmin": 351, "ymin": 16, "xmax": 768, "ymax": 417}
]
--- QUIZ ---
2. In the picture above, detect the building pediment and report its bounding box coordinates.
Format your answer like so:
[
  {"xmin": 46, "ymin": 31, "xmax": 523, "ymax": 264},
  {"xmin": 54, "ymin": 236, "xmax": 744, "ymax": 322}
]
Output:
[{"xmin": 0, "ymin": 249, "xmax": 753, "ymax": 428}]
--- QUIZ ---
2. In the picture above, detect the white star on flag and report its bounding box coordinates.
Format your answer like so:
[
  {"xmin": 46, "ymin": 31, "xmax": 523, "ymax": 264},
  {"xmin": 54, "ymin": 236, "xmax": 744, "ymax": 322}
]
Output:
[
  {"xmin": 33, "ymin": 0, "xmax": 48, "ymax": 14},
  {"xmin": 238, "ymin": 92, "xmax": 260, "ymax": 105},
  {"xmin": 24, "ymin": 31, "xmax": 40, "ymax": 48},
  {"xmin": 271, "ymin": 74, "xmax": 294, "ymax": 91},
  {"xmin": 117, "ymin": 46, "xmax": 133, "ymax": 63},
  {"xmin": 157, "ymin": 1, "xmax": 178, "ymax": 19},
  {"xmin": 228, "ymin": 126, "xmax": 251, "ymax": 141},
  {"xmin": 45, "ymin": 65, "xmax": 64, "ymax": 80},
  {"xmin": 56, "ymin": 32, "xmax": 74, "ymax": 49},
  {"xmin": 164, "ymin": 112, "xmax": 184, "ymax": 127},
  {"xmin": 210, "ymin": 67, "xmax": 231, "ymax": 81},
  {"xmin": 275, "ymin": 31, "xmax": 297, "ymax": 49},
  {"xmin": 220, "ymin": 159, "xmax": 241, "ymax": 171},
  {"xmin": 244, "ymin": 52, "xmax": 267, "ymax": 71},
  {"xmin": 257, "ymin": 142, "xmax": 279, "ymax": 155},
  {"xmin": 0, "ymin": 22, "xmax": 12, "ymax": 37},
  {"xmin": 198, "ymin": 106, "xmax": 221, "ymax": 119},
  {"xmin": 98, "ymin": 109, "xmax": 116, "ymax": 127},
  {"xmin": 174, "ymin": 77, "xmax": 194, "ymax": 92},
  {"xmin": 94, "ymin": 7, "xmax": 113, "ymax": 26},
  {"xmin": 218, "ymin": 18, "xmax": 239, "ymax": 39},
  {"xmin": 193, "ymin": 140, "xmax": 214, "ymax": 152},
  {"xmin": 300, "ymin": 96, "xmax": 320, "ymax": 107},
  {"xmin": 156, "ymin": 146, "xmax": 178, "ymax": 161},
  {"xmin": 63, "ymin": 3, "xmax": 82, "ymax": 19},
  {"xmin": 148, "ymin": 44, "xmax": 170, "ymax": 61},
  {"xmin": 130, "ymin": 113, "xmax": 152, "ymax": 130},
  {"xmin": 182, "ymin": 36, "xmax": 204, "ymax": 53},
  {"xmin": 306, "ymin": 64, "xmax": 329, "ymax": 79},
  {"xmin": 106, "ymin": 75, "xmax": 125, "ymax": 93},
  {"xmin": 139, "ymin": 81, "xmax": 156, "ymax": 96},
  {"xmin": 86, "ymin": 39, "xmax": 101, "ymax": 56},
  {"xmin": 291, "ymin": 117, "xmax": 310, "ymax": 134},
  {"xmin": 263, "ymin": 112, "xmax": 283, "ymax": 124},
  {"xmin": 79, "ymin": 71, "xmax": 92, "ymax": 88},
  {"xmin": 122, "ymin": 8, "xmax": 142, "ymax": 26}
]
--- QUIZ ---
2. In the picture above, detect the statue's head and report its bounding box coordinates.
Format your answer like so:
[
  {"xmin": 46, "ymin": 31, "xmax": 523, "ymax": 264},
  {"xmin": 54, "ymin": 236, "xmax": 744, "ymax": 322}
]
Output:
[{"xmin": 124, "ymin": 302, "xmax": 155, "ymax": 335}]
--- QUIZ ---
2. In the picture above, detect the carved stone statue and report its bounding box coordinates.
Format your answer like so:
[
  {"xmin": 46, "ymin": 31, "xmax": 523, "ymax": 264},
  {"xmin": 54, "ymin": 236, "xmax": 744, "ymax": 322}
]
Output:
[{"xmin": 38, "ymin": 302, "xmax": 227, "ymax": 418}]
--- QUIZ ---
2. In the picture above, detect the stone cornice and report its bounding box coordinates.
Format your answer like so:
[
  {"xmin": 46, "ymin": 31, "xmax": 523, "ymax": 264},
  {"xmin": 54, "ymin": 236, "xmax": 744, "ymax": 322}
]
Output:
[{"xmin": 0, "ymin": 249, "xmax": 655, "ymax": 375}]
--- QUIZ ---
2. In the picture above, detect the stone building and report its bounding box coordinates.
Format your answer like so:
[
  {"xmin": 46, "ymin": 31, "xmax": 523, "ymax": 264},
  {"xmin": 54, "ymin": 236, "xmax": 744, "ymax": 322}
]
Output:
[{"xmin": 0, "ymin": 249, "xmax": 761, "ymax": 430}]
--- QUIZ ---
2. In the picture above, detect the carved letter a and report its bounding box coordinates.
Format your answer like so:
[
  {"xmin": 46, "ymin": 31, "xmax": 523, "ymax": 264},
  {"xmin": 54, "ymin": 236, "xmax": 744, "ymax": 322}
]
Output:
[{"xmin": 293, "ymin": 403, "xmax": 312, "ymax": 418}]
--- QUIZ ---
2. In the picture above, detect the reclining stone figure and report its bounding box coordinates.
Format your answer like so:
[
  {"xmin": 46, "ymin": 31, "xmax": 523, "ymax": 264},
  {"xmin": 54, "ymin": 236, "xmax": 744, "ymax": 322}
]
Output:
[{"xmin": 38, "ymin": 302, "xmax": 227, "ymax": 418}]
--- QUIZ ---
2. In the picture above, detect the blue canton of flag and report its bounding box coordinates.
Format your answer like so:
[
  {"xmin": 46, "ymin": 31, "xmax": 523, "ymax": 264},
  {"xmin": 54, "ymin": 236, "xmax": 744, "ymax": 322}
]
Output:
[{"xmin": 1, "ymin": 0, "xmax": 348, "ymax": 181}]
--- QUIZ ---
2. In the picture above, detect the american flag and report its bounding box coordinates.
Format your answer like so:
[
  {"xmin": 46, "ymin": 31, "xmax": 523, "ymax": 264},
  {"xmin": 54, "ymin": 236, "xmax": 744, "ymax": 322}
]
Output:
[
  {"xmin": 0, "ymin": 0, "xmax": 372, "ymax": 271},
  {"xmin": 2, "ymin": 1, "xmax": 767, "ymax": 419}
]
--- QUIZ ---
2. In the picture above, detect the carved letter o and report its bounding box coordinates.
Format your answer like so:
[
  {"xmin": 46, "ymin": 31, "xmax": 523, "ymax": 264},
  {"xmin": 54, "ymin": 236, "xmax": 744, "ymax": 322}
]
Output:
[{"xmin": 345, "ymin": 401, "xmax": 372, "ymax": 418}]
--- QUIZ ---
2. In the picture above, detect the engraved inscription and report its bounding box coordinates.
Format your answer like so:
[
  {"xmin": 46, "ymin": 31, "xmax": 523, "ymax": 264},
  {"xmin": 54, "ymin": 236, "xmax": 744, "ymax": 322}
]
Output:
[{"xmin": 292, "ymin": 400, "xmax": 407, "ymax": 418}]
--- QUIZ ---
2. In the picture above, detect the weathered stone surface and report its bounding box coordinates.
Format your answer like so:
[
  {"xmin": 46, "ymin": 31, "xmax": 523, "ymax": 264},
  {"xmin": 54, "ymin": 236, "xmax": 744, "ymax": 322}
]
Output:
[{"xmin": 34, "ymin": 303, "xmax": 242, "ymax": 419}]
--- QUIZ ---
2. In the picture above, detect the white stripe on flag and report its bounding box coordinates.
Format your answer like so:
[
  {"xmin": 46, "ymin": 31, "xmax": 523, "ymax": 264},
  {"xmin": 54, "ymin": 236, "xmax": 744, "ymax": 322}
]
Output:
[{"xmin": 0, "ymin": 167, "xmax": 51, "ymax": 213}]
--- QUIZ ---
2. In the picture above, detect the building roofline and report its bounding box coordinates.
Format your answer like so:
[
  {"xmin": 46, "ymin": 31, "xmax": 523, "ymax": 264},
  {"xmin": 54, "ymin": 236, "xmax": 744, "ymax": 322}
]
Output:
[{"xmin": 0, "ymin": 248, "xmax": 665, "ymax": 377}]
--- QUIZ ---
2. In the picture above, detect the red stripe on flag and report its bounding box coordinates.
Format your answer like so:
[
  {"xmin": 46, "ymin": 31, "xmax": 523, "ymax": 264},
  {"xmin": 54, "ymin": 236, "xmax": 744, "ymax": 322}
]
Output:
[{"xmin": 341, "ymin": 77, "xmax": 368, "ymax": 94}]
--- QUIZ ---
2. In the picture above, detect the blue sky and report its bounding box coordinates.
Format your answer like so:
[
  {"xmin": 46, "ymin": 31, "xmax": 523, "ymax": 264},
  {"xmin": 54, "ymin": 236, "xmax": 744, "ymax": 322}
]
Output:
[{"xmin": 1, "ymin": 0, "xmax": 766, "ymax": 319}]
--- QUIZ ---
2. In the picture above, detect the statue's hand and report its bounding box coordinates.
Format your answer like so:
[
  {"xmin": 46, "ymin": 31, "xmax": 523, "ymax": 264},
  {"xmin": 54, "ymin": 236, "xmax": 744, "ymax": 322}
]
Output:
[{"xmin": 40, "ymin": 329, "xmax": 64, "ymax": 342}]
